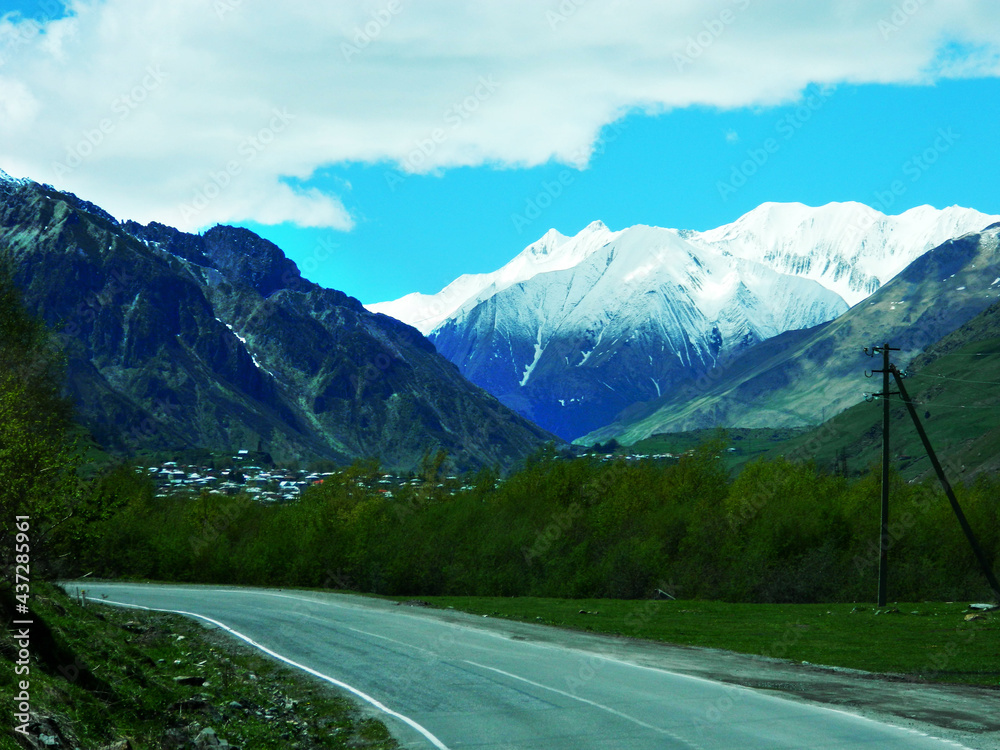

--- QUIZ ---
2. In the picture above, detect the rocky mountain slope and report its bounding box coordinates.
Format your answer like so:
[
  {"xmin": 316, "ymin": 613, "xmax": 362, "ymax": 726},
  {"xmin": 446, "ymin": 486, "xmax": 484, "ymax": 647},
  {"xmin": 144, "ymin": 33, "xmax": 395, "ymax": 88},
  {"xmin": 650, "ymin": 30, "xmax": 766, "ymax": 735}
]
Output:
[
  {"xmin": 581, "ymin": 221, "xmax": 1000, "ymax": 446},
  {"xmin": 0, "ymin": 171, "xmax": 555, "ymax": 471},
  {"xmin": 372, "ymin": 203, "xmax": 998, "ymax": 440},
  {"xmin": 761, "ymin": 294, "xmax": 1000, "ymax": 482},
  {"xmin": 429, "ymin": 225, "xmax": 847, "ymax": 440}
]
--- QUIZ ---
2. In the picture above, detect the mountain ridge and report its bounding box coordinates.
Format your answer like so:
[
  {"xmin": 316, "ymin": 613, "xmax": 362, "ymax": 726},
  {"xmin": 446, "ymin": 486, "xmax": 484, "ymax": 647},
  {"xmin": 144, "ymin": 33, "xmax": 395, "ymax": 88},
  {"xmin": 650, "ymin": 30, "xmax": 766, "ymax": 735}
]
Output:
[
  {"xmin": 0, "ymin": 175, "xmax": 557, "ymax": 472},
  {"xmin": 580, "ymin": 223, "xmax": 1000, "ymax": 446},
  {"xmin": 372, "ymin": 202, "xmax": 1000, "ymax": 330},
  {"xmin": 750, "ymin": 295, "xmax": 1000, "ymax": 483},
  {"xmin": 371, "ymin": 202, "xmax": 999, "ymax": 440},
  {"xmin": 427, "ymin": 223, "xmax": 849, "ymax": 439}
]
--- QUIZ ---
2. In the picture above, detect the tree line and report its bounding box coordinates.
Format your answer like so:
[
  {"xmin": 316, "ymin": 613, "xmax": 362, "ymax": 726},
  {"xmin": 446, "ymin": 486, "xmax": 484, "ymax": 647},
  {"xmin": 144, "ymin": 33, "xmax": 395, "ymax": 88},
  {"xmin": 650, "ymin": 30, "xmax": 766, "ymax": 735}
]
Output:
[{"xmin": 75, "ymin": 443, "xmax": 1000, "ymax": 603}]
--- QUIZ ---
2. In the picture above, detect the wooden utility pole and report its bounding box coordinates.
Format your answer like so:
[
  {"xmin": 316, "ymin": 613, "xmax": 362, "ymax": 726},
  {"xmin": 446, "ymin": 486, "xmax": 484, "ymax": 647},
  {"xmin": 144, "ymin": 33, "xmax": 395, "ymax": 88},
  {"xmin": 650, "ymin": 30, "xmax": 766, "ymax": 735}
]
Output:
[{"xmin": 865, "ymin": 343, "xmax": 898, "ymax": 607}]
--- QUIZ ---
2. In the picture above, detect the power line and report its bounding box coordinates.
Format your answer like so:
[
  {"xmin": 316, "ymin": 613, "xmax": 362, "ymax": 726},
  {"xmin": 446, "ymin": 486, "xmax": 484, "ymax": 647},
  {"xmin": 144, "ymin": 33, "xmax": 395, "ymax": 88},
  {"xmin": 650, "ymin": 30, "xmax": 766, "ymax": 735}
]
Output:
[
  {"xmin": 897, "ymin": 398, "xmax": 1000, "ymax": 411},
  {"xmin": 863, "ymin": 342, "xmax": 897, "ymax": 608},
  {"xmin": 908, "ymin": 372, "xmax": 1000, "ymax": 386},
  {"xmin": 865, "ymin": 392, "xmax": 1000, "ymax": 410},
  {"xmin": 926, "ymin": 352, "xmax": 998, "ymax": 357},
  {"xmin": 889, "ymin": 363, "xmax": 1000, "ymax": 602}
]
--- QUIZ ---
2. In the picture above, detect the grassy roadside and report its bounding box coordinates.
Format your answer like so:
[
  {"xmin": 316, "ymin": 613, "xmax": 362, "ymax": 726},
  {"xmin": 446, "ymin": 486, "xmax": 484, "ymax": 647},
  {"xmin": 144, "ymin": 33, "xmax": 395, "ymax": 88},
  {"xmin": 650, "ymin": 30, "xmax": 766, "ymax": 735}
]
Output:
[
  {"xmin": 1, "ymin": 582, "xmax": 397, "ymax": 750},
  {"xmin": 397, "ymin": 595, "xmax": 1000, "ymax": 687}
]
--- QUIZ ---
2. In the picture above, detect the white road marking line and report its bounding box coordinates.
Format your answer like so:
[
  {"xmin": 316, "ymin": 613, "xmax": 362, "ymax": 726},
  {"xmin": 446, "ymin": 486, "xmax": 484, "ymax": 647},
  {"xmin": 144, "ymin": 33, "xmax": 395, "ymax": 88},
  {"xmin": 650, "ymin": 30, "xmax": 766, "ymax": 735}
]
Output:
[
  {"xmin": 464, "ymin": 660, "xmax": 707, "ymax": 750},
  {"xmin": 91, "ymin": 586, "xmax": 452, "ymax": 663},
  {"xmin": 89, "ymin": 597, "xmax": 451, "ymax": 750}
]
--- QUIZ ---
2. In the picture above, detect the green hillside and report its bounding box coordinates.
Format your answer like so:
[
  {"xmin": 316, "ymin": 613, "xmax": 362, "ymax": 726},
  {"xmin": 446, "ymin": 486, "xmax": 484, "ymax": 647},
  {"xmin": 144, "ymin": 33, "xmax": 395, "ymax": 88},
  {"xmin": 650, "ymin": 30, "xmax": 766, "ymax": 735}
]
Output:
[{"xmin": 767, "ymin": 299, "xmax": 1000, "ymax": 481}]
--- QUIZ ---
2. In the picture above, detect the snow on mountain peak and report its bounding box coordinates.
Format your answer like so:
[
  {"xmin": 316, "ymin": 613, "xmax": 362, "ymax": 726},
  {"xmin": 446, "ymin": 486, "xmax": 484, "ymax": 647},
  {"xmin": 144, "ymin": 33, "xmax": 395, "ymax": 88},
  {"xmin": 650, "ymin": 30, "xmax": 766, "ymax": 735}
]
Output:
[
  {"xmin": 370, "ymin": 200, "xmax": 1000, "ymax": 441},
  {"xmin": 526, "ymin": 228, "xmax": 567, "ymax": 254},
  {"xmin": 369, "ymin": 201, "xmax": 1000, "ymax": 335},
  {"xmin": 368, "ymin": 220, "xmax": 619, "ymax": 334},
  {"xmin": 425, "ymin": 218, "xmax": 851, "ymax": 439},
  {"xmin": 688, "ymin": 201, "xmax": 999, "ymax": 305}
]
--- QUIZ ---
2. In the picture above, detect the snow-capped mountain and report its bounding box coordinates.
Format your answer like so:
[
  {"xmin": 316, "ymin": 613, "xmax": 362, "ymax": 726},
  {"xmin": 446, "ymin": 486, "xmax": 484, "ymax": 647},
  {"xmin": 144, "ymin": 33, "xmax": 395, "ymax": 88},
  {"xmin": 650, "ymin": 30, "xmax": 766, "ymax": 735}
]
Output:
[
  {"xmin": 369, "ymin": 220, "xmax": 620, "ymax": 335},
  {"xmin": 580, "ymin": 221, "xmax": 1000, "ymax": 447},
  {"xmin": 369, "ymin": 202, "xmax": 999, "ymax": 440},
  {"xmin": 684, "ymin": 202, "xmax": 999, "ymax": 306},
  {"xmin": 427, "ymin": 226, "xmax": 848, "ymax": 439}
]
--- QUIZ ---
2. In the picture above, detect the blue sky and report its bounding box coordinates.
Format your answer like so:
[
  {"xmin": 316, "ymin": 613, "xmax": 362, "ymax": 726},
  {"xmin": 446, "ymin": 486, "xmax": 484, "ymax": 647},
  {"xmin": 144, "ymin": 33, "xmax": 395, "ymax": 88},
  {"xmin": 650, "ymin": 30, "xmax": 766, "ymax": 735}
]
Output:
[
  {"xmin": 2, "ymin": 1, "xmax": 1000, "ymax": 304},
  {"xmin": 246, "ymin": 78, "xmax": 1000, "ymax": 303}
]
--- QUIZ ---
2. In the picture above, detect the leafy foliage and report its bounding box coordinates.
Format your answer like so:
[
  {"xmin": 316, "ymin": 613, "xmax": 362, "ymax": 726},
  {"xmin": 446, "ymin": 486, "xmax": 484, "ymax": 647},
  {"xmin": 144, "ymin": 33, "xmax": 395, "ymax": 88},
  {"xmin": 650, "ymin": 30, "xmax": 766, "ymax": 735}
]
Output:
[
  {"xmin": 80, "ymin": 445, "xmax": 1000, "ymax": 603},
  {"xmin": 0, "ymin": 255, "xmax": 83, "ymax": 573}
]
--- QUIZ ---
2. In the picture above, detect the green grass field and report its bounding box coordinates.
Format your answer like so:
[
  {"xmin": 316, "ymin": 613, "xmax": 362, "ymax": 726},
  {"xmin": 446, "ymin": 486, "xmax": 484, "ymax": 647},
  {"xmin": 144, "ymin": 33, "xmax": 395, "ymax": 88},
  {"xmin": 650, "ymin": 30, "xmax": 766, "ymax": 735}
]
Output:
[{"xmin": 400, "ymin": 596, "xmax": 1000, "ymax": 686}]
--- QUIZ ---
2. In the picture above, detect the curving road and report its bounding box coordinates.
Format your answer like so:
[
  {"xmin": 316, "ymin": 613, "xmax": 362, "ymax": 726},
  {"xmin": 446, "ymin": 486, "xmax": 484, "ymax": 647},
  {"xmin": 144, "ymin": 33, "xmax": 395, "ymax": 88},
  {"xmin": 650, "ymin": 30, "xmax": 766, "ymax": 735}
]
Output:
[{"xmin": 63, "ymin": 582, "xmax": 985, "ymax": 750}]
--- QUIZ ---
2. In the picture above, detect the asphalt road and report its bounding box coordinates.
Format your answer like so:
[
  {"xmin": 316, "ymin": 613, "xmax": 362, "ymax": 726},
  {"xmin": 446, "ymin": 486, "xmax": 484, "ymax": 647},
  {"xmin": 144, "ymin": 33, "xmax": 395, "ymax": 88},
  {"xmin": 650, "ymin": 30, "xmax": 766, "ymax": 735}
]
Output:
[{"xmin": 63, "ymin": 582, "xmax": 984, "ymax": 750}]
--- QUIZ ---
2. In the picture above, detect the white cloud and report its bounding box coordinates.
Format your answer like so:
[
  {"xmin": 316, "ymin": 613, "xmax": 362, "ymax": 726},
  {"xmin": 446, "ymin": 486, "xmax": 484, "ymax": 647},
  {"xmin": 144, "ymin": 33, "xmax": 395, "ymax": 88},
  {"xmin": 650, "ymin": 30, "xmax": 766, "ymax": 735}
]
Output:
[{"xmin": 0, "ymin": 0, "xmax": 998, "ymax": 230}]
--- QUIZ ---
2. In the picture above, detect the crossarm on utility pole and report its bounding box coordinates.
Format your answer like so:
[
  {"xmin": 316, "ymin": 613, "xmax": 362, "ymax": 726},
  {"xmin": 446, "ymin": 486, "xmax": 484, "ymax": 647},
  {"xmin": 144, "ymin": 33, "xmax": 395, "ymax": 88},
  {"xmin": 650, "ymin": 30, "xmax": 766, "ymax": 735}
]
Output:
[{"xmin": 890, "ymin": 365, "xmax": 1000, "ymax": 602}]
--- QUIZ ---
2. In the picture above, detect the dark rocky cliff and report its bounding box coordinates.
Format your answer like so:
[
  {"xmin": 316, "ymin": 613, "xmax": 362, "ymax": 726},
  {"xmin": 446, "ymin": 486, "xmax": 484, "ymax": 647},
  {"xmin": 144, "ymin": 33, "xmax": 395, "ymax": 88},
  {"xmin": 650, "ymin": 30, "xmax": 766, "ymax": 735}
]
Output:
[{"xmin": 0, "ymin": 177, "xmax": 556, "ymax": 471}]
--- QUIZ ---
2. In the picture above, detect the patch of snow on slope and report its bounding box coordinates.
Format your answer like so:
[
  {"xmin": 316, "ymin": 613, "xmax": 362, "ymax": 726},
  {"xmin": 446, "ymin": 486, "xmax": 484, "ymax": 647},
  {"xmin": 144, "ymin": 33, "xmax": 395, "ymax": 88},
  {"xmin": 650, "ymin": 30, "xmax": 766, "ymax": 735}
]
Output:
[
  {"xmin": 520, "ymin": 328, "xmax": 546, "ymax": 387},
  {"xmin": 223, "ymin": 321, "xmax": 247, "ymax": 344}
]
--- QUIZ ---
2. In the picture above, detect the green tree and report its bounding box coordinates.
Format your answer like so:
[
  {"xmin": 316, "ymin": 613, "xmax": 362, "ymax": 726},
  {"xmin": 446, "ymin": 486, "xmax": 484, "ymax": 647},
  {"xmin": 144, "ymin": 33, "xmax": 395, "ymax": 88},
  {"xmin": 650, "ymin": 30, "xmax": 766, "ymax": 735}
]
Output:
[
  {"xmin": 420, "ymin": 448, "xmax": 449, "ymax": 484},
  {"xmin": 0, "ymin": 255, "xmax": 82, "ymax": 575}
]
